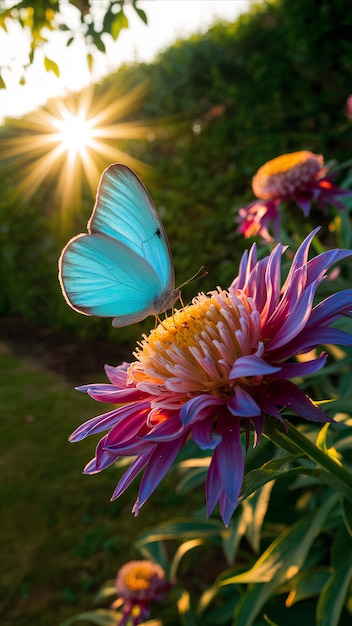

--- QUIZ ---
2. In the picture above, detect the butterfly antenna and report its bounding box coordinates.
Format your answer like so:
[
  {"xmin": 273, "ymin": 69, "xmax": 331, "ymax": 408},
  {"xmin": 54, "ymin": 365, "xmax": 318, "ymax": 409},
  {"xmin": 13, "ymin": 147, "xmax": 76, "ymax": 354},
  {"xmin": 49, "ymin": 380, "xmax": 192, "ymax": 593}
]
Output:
[{"xmin": 176, "ymin": 266, "xmax": 208, "ymax": 290}]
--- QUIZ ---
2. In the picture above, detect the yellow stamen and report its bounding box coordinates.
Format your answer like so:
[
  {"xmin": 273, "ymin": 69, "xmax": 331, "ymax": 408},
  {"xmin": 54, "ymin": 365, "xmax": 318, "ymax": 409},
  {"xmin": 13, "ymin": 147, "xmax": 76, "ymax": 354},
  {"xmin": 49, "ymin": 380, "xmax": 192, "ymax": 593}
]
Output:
[
  {"xmin": 123, "ymin": 564, "xmax": 154, "ymax": 591},
  {"xmin": 128, "ymin": 290, "xmax": 260, "ymax": 398}
]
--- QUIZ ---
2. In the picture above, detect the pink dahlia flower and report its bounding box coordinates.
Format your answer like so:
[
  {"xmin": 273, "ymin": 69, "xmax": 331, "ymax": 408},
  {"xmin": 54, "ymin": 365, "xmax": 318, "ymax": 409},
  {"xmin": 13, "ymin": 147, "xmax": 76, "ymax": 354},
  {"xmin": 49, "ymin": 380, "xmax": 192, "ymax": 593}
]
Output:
[
  {"xmin": 70, "ymin": 229, "xmax": 352, "ymax": 526},
  {"xmin": 237, "ymin": 150, "xmax": 351, "ymax": 242},
  {"xmin": 111, "ymin": 560, "xmax": 169, "ymax": 626}
]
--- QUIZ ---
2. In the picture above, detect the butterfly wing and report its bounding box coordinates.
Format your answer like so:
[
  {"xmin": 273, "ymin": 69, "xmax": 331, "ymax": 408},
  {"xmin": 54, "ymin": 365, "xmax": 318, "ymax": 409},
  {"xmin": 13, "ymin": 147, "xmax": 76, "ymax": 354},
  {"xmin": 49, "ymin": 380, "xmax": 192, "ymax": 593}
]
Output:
[
  {"xmin": 89, "ymin": 164, "xmax": 173, "ymax": 290},
  {"xmin": 59, "ymin": 164, "xmax": 176, "ymax": 327}
]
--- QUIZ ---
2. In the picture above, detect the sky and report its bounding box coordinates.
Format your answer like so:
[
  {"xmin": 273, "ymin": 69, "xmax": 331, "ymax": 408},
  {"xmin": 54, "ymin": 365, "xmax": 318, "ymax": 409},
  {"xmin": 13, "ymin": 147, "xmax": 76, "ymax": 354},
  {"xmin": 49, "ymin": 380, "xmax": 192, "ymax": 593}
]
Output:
[{"xmin": 0, "ymin": 0, "xmax": 252, "ymax": 122}]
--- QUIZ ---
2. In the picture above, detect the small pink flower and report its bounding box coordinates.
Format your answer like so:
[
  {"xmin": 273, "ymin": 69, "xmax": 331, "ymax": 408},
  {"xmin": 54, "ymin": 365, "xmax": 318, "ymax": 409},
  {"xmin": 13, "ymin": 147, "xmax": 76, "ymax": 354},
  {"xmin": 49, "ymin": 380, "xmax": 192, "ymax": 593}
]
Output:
[
  {"xmin": 237, "ymin": 151, "xmax": 351, "ymax": 242},
  {"xmin": 69, "ymin": 229, "xmax": 352, "ymax": 526},
  {"xmin": 111, "ymin": 560, "xmax": 169, "ymax": 626}
]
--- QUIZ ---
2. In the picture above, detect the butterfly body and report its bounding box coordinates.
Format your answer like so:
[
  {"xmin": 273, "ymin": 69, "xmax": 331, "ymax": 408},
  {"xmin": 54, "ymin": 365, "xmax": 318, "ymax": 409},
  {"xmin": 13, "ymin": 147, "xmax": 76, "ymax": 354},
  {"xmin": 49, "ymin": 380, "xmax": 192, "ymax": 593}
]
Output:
[{"xmin": 59, "ymin": 164, "xmax": 177, "ymax": 327}]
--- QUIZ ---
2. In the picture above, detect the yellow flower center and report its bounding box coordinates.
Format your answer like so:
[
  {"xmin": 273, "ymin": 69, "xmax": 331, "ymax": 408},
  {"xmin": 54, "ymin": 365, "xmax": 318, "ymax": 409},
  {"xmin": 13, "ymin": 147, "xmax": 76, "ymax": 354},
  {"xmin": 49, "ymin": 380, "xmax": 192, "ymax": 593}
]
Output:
[
  {"xmin": 128, "ymin": 290, "xmax": 262, "ymax": 402},
  {"xmin": 252, "ymin": 150, "xmax": 323, "ymax": 200},
  {"xmin": 123, "ymin": 564, "xmax": 154, "ymax": 592}
]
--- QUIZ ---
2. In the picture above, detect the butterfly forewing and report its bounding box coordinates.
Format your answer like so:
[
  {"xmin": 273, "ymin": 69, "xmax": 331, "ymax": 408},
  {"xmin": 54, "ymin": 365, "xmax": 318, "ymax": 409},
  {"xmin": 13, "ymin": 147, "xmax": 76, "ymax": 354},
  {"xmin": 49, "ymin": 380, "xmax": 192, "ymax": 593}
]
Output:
[{"xmin": 89, "ymin": 164, "xmax": 173, "ymax": 289}]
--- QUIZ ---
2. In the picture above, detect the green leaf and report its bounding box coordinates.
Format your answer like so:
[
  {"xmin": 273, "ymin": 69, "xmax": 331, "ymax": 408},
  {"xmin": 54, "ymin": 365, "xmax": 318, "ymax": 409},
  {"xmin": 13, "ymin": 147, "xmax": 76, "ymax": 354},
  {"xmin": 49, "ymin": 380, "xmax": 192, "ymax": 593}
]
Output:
[
  {"xmin": 316, "ymin": 563, "xmax": 352, "ymax": 626},
  {"xmin": 136, "ymin": 518, "xmax": 223, "ymax": 544},
  {"xmin": 331, "ymin": 526, "xmax": 352, "ymax": 569},
  {"xmin": 111, "ymin": 11, "xmax": 129, "ymax": 40},
  {"xmin": 243, "ymin": 481, "xmax": 275, "ymax": 554},
  {"xmin": 220, "ymin": 494, "xmax": 337, "ymax": 626},
  {"xmin": 133, "ymin": 2, "xmax": 148, "ymax": 25},
  {"xmin": 43, "ymin": 56, "xmax": 59, "ymax": 77},
  {"xmin": 59, "ymin": 609, "xmax": 120, "ymax": 626},
  {"xmin": 222, "ymin": 512, "xmax": 247, "ymax": 565},
  {"xmin": 0, "ymin": 73, "xmax": 6, "ymax": 89},
  {"xmin": 170, "ymin": 539, "xmax": 203, "ymax": 582},
  {"xmin": 0, "ymin": 13, "xmax": 8, "ymax": 31},
  {"xmin": 239, "ymin": 454, "xmax": 308, "ymax": 502},
  {"xmin": 285, "ymin": 569, "xmax": 331, "ymax": 606},
  {"xmin": 198, "ymin": 584, "xmax": 241, "ymax": 624},
  {"xmin": 93, "ymin": 581, "xmax": 116, "ymax": 604},
  {"xmin": 135, "ymin": 538, "xmax": 169, "ymax": 571},
  {"xmin": 91, "ymin": 32, "xmax": 106, "ymax": 53},
  {"xmin": 341, "ymin": 496, "xmax": 352, "ymax": 537},
  {"xmin": 263, "ymin": 616, "xmax": 280, "ymax": 626},
  {"xmin": 86, "ymin": 53, "xmax": 94, "ymax": 72},
  {"xmin": 316, "ymin": 423, "xmax": 341, "ymax": 464},
  {"xmin": 176, "ymin": 466, "xmax": 208, "ymax": 494}
]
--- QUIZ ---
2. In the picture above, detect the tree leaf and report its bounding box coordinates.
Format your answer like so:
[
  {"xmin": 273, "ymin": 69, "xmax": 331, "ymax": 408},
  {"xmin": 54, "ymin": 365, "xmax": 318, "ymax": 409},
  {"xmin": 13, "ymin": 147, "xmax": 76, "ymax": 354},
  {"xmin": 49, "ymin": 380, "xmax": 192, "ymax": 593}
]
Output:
[
  {"xmin": 86, "ymin": 53, "xmax": 94, "ymax": 72},
  {"xmin": 111, "ymin": 11, "xmax": 129, "ymax": 40},
  {"xmin": 43, "ymin": 56, "xmax": 59, "ymax": 77},
  {"xmin": 133, "ymin": 4, "xmax": 148, "ymax": 25}
]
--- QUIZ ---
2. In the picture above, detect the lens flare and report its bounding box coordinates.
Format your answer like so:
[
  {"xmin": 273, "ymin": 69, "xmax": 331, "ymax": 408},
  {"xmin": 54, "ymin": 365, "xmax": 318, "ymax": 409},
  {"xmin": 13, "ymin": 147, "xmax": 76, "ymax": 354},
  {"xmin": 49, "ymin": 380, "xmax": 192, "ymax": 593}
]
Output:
[{"xmin": 0, "ymin": 83, "xmax": 152, "ymax": 226}]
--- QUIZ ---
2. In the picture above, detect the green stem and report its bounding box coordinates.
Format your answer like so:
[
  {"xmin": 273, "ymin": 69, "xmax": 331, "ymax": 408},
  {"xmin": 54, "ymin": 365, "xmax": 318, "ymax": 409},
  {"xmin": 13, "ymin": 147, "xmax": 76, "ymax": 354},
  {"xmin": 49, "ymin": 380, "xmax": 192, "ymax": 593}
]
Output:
[{"xmin": 264, "ymin": 418, "xmax": 352, "ymax": 501}]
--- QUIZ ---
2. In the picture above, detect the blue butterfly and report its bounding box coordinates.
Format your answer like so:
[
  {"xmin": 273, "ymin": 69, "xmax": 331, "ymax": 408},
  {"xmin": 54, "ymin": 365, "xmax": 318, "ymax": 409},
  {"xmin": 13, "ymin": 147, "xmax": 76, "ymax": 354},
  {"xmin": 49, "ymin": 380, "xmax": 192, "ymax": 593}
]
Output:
[{"xmin": 59, "ymin": 163, "xmax": 178, "ymax": 327}]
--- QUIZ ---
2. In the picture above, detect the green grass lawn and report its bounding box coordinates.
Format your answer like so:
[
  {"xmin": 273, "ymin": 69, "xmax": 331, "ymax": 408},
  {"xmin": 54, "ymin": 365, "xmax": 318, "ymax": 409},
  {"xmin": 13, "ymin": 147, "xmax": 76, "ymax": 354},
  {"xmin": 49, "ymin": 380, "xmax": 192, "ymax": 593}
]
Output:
[{"xmin": 0, "ymin": 346, "xmax": 194, "ymax": 626}]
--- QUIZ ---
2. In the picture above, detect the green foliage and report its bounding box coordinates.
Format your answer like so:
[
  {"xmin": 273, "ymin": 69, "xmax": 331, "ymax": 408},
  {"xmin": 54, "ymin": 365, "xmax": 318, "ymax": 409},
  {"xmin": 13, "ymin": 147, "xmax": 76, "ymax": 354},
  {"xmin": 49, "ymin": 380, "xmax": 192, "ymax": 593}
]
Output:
[{"xmin": 0, "ymin": 0, "xmax": 147, "ymax": 86}]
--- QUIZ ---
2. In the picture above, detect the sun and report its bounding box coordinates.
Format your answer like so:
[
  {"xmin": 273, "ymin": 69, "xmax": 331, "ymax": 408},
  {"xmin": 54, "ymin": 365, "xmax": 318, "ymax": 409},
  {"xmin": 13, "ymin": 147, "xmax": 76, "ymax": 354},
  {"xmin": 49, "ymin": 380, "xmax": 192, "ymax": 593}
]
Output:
[
  {"xmin": 0, "ymin": 82, "xmax": 153, "ymax": 226},
  {"xmin": 53, "ymin": 112, "xmax": 94, "ymax": 155}
]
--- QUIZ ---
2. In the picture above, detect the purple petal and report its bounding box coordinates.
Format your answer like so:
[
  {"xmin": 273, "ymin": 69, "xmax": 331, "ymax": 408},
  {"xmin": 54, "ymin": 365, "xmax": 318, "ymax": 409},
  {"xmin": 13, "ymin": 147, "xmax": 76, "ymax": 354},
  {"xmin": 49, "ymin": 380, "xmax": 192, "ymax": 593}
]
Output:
[
  {"xmin": 309, "ymin": 290, "xmax": 352, "ymax": 326},
  {"xmin": 281, "ymin": 228, "xmax": 320, "ymax": 292},
  {"xmin": 269, "ymin": 327, "xmax": 352, "ymax": 361},
  {"xmin": 295, "ymin": 196, "xmax": 312, "ymax": 216},
  {"xmin": 267, "ymin": 281, "xmax": 318, "ymax": 351},
  {"xmin": 261, "ymin": 243, "xmax": 285, "ymax": 321},
  {"xmin": 219, "ymin": 491, "xmax": 241, "ymax": 528},
  {"xmin": 84, "ymin": 450, "xmax": 117, "ymax": 474},
  {"xmin": 191, "ymin": 417, "xmax": 222, "ymax": 450},
  {"xmin": 254, "ymin": 385, "xmax": 285, "ymax": 421},
  {"xmin": 229, "ymin": 355, "xmax": 281, "ymax": 380},
  {"xmin": 251, "ymin": 413, "xmax": 265, "ymax": 446},
  {"xmin": 180, "ymin": 394, "xmax": 225, "ymax": 427},
  {"xmin": 133, "ymin": 438, "xmax": 186, "ymax": 514},
  {"xmin": 273, "ymin": 353, "xmax": 327, "ymax": 378},
  {"xmin": 206, "ymin": 455, "xmax": 223, "ymax": 518},
  {"xmin": 104, "ymin": 410, "xmax": 150, "ymax": 447},
  {"xmin": 69, "ymin": 401, "xmax": 150, "ymax": 441},
  {"xmin": 111, "ymin": 450, "xmax": 155, "ymax": 500},
  {"xmin": 307, "ymin": 249, "xmax": 352, "ymax": 285},
  {"xmin": 268, "ymin": 379, "xmax": 333, "ymax": 423},
  {"xmin": 214, "ymin": 416, "xmax": 244, "ymax": 505},
  {"xmin": 227, "ymin": 386, "xmax": 261, "ymax": 417},
  {"xmin": 104, "ymin": 362, "xmax": 129, "ymax": 385},
  {"xmin": 143, "ymin": 414, "xmax": 184, "ymax": 442},
  {"xmin": 76, "ymin": 383, "xmax": 144, "ymax": 404}
]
